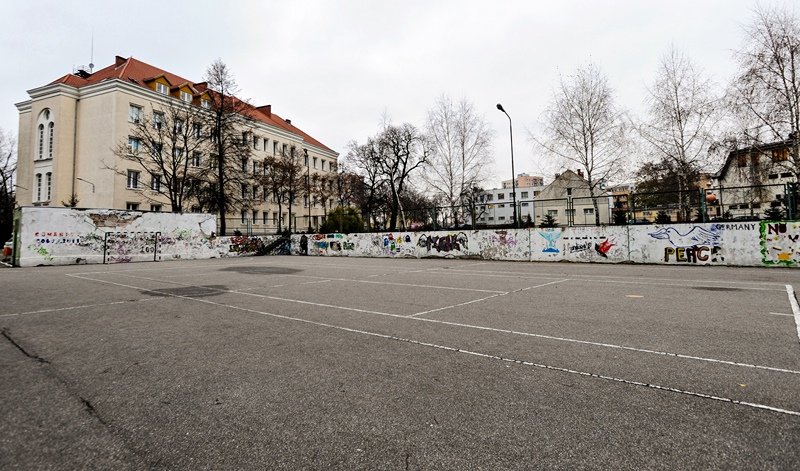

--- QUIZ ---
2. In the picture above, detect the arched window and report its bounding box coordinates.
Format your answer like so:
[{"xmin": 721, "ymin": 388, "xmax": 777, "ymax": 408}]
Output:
[
  {"xmin": 48, "ymin": 122, "xmax": 54, "ymax": 159},
  {"xmin": 35, "ymin": 173, "xmax": 42, "ymax": 202},
  {"xmin": 37, "ymin": 124, "xmax": 44, "ymax": 159},
  {"xmin": 36, "ymin": 108, "xmax": 54, "ymax": 161}
]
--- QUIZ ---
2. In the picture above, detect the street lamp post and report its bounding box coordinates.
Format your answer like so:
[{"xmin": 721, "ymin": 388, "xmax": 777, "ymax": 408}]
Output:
[{"xmin": 496, "ymin": 103, "xmax": 518, "ymax": 228}]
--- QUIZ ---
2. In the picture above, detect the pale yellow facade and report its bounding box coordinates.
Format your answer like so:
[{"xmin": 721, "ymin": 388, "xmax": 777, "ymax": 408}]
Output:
[{"xmin": 16, "ymin": 68, "xmax": 339, "ymax": 234}]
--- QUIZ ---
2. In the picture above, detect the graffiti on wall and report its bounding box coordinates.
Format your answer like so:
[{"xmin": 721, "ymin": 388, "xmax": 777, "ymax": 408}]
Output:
[
  {"xmin": 370, "ymin": 233, "xmax": 415, "ymax": 256},
  {"xmin": 313, "ymin": 233, "xmax": 353, "ymax": 254},
  {"xmin": 481, "ymin": 230, "xmax": 520, "ymax": 259},
  {"xmin": 538, "ymin": 229, "xmax": 562, "ymax": 254},
  {"xmin": 648, "ymin": 226, "xmax": 724, "ymax": 264},
  {"xmin": 761, "ymin": 222, "xmax": 800, "ymax": 266},
  {"xmin": 417, "ymin": 232, "xmax": 468, "ymax": 254},
  {"xmin": 562, "ymin": 234, "xmax": 616, "ymax": 259}
]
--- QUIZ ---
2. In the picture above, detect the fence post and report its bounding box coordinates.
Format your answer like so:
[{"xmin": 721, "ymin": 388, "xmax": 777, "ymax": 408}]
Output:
[{"xmin": 699, "ymin": 189, "xmax": 707, "ymax": 223}]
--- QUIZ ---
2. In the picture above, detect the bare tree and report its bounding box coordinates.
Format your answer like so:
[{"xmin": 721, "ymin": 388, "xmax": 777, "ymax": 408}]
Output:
[
  {"xmin": 0, "ymin": 129, "xmax": 16, "ymax": 242},
  {"xmin": 309, "ymin": 172, "xmax": 337, "ymax": 217},
  {"xmin": 202, "ymin": 59, "xmax": 254, "ymax": 235},
  {"xmin": 639, "ymin": 47, "xmax": 719, "ymax": 221},
  {"xmin": 423, "ymin": 95, "xmax": 493, "ymax": 226},
  {"xmin": 113, "ymin": 101, "xmax": 210, "ymax": 212},
  {"xmin": 730, "ymin": 4, "xmax": 800, "ymax": 178},
  {"xmin": 344, "ymin": 137, "xmax": 387, "ymax": 229},
  {"xmin": 261, "ymin": 148, "xmax": 305, "ymax": 233},
  {"xmin": 378, "ymin": 123, "xmax": 431, "ymax": 230},
  {"xmin": 535, "ymin": 63, "xmax": 628, "ymax": 225}
]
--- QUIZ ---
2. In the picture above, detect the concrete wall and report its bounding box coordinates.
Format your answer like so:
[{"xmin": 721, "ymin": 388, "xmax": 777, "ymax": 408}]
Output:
[
  {"xmin": 291, "ymin": 221, "xmax": 799, "ymax": 267},
  {"xmin": 14, "ymin": 207, "xmax": 798, "ymax": 268},
  {"xmin": 13, "ymin": 207, "xmax": 280, "ymax": 267}
]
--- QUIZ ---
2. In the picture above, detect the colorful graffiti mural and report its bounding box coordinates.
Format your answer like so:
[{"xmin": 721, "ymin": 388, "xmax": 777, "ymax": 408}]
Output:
[
  {"xmin": 648, "ymin": 225, "xmax": 725, "ymax": 264},
  {"xmin": 761, "ymin": 222, "xmax": 800, "ymax": 266}
]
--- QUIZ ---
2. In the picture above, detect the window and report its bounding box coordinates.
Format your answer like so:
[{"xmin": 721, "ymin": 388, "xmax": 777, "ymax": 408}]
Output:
[
  {"xmin": 737, "ymin": 154, "xmax": 748, "ymax": 167},
  {"xmin": 262, "ymin": 212, "xmax": 268, "ymax": 224},
  {"xmin": 584, "ymin": 208, "xmax": 594, "ymax": 215},
  {"xmin": 781, "ymin": 172, "xmax": 793, "ymax": 178},
  {"xmin": 263, "ymin": 138, "xmax": 268, "ymax": 150},
  {"xmin": 253, "ymin": 186, "xmax": 258, "ymax": 199},
  {"xmin": 193, "ymin": 123, "xmax": 203, "ymax": 139},
  {"xmin": 153, "ymin": 112, "xmax": 164, "ymax": 130},
  {"xmin": 191, "ymin": 205, "xmax": 201, "ymax": 213},
  {"xmin": 304, "ymin": 195, "xmax": 309, "ymax": 207},
  {"xmin": 37, "ymin": 124, "xmax": 44, "ymax": 159},
  {"xmin": 486, "ymin": 194, "xmax": 493, "ymax": 201},
  {"xmin": 272, "ymin": 212, "xmax": 278, "ymax": 225},
  {"xmin": 304, "ymin": 154, "xmax": 309, "ymax": 166},
  {"xmin": 547, "ymin": 210, "xmax": 558, "ymax": 217},
  {"xmin": 253, "ymin": 161, "xmax": 259, "ymax": 174},
  {"xmin": 769, "ymin": 173, "xmax": 779, "ymax": 179},
  {"xmin": 273, "ymin": 141, "xmax": 278, "ymax": 155},
  {"xmin": 191, "ymin": 152, "xmax": 201, "ymax": 167},
  {"xmin": 126, "ymin": 203, "xmax": 140, "ymax": 211},
  {"xmin": 253, "ymin": 136, "xmax": 259, "ymax": 150},
  {"xmin": 48, "ymin": 123, "xmax": 54, "ymax": 159},
  {"xmin": 566, "ymin": 188, "xmax": 573, "ymax": 196},
  {"xmin": 127, "ymin": 170, "xmax": 140, "ymax": 189},
  {"xmin": 174, "ymin": 119, "xmax": 184, "ymax": 134},
  {"xmin": 521, "ymin": 191, "xmax": 528, "ymax": 199},
  {"xmin": 180, "ymin": 91, "xmax": 192, "ymax": 103},
  {"xmin": 497, "ymin": 193, "xmax": 505, "ymax": 200},
  {"xmin": 129, "ymin": 104, "xmax": 142, "ymax": 123},
  {"xmin": 252, "ymin": 210, "xmax": 258, "ymax": 224},
  {"xmin": 521, "ymin": 202, "xmax": 529, "ymax": 207},
  {"xmin": 498, "ymin": 204, "xmax": 505, "ymax": 208},
  {"xmin": 499, "ymin": 216, "xmax": 505, "ymax": 221},
  {"xmin": 241, "ymin": 184, "xmax": 248, "ymax": 198},
  {"xmin": 46, "ymin": 172, "xmax": 52, "ymax": 200},
  {"xmin": 35, "ymin": 173, "xmax": 42, "ymax": 201},
  {"xmin": 151, "ymin": 142, "xmax": 163, "ymax": 156},
  {"xmin": 201, "ymin": 99, "xmax": 211, "ymax": 109},
  {"xmin": 173, "ymin": 147, "xmax": 184, "ymax": 159},
  {"xmin": 151, "ymin": 174, "xmax": 161, "ymax": 191},
  {"xmin": 156, "ymin": 82, "xmax": 168, "ymax": 95},
  {"xmin": 241, "ymin": 210, "xmax": 247, "ymax": 224},
  {"xmin": 128, "ymin": 137, "xmax": 141, "ymax": 155},
  {"xmin": 321, "ymin": 160, "xmax": 326, "ymax": 171},
  {"xmin": 151, "ymin": 204, "xmax": 162, "ymax": 212},
  {"xmin": 241, "ymin": 157, "xmax": 248, "ymax": 171}
]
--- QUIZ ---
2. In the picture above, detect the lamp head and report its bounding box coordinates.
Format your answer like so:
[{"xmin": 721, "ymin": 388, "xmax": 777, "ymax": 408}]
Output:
[{"xmin": 496, "ymin": 103, "xmax": 505, "ymax": 112}]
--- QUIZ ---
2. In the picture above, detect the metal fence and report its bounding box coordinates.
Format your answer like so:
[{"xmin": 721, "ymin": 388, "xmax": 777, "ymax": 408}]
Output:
[{"xmin": 217, "ymin": 182, "xmax": 799, "ymax": 234}]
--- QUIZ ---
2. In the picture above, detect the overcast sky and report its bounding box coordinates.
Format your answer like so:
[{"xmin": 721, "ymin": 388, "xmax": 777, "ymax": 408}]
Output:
[{"xmin": 0, "ymin": 0, "xmax": 793, "ymax": 187}]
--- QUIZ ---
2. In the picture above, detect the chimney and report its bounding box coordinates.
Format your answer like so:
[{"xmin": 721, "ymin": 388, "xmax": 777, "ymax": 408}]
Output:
[
  {"xmin": 257, "ymin": 105, "xmax": 272, "ymax": 116},
  {"xmin": 285, "ymin": 118, "xmax": 291, "ymax": 125},
  {"xmin": 554, "ymin": 173, "xmax": 561, "ymax": 179},
  {"xmin": 577, "ymin": 169, "xmax": 584, "ymax": 178},
  {"xmin": 115, "ymin": 55, "xmax": 127, "ymax": 66}
]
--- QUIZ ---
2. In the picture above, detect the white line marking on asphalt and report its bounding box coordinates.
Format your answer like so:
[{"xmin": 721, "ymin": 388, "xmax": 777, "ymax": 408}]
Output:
[
  {"xmin": 65, "ymin": 273, "xmax": 800, "ymax": 376},
  {"xmin": 408, "ymin": 279, "xmax": 569, "ymax": 317},
  {"xmin": 407, "ymin": 294, "xmax": 506, "ymax": 318},
  {"xmin": 0, "ymin": 298, "xmax": 159, "ymax": 318},
  {"xmin": 768, "ymin": 312, "xmax": 793, "ymax": 317},
  {"xmin": 436, "ymin": 268, "xmax": 788, "ymax": 289},
  {"xmin": 787, "ymin": 285, "xmax": 800, "ymax": 346},
  {"xmin": 60, "ymin": 273, "xmax": 800, "ymax": 418},
  {"xmin": 0, "ymin": 261, "xmax": 12, "ymax": 268},
  {"xmin": 113, "ymin": 269, "xmax": 508, "ymax": 295}
]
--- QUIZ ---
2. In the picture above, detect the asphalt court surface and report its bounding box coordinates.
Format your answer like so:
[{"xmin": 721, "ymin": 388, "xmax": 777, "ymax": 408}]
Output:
[{"xmin": 2, "ymin": 256, "xmax": 800, "ymax": 469}]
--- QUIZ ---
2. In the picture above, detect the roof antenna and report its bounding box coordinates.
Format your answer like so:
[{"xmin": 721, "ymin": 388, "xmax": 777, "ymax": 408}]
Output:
[{"xmin": 88, "ymin": 29, "xmax": 95, "ymax": 73}]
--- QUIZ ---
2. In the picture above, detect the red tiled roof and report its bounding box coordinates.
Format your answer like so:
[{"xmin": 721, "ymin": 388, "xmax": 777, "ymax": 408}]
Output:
[{"xmin": 46, "ymin": 56, "xmax": 335, "ymax": 154}]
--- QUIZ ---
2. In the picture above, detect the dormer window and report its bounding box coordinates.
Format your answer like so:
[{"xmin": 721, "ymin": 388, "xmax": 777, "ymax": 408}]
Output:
[
  {"xmin": 201, "ymin": 99, "xmax": 211, "ymax": 109},
  {"xmin": 156, "ymin": 83, "xmax": 169, "ymax": 95},
  {"xmin": 180, "ymin": 91, "xmax": 192, "ymax": 103}
]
